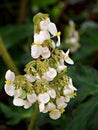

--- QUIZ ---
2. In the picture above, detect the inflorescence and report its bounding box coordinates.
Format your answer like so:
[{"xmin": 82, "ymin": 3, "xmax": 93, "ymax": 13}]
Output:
[{"xmin": 4, "ymin": 13, "xmax": 77, "ymax": 120}]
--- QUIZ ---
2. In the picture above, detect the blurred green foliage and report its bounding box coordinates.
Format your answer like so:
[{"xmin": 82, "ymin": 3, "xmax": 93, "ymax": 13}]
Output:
[{"xmin": 0, "ymin": 0, "xmax": 98, "ymax": 130}]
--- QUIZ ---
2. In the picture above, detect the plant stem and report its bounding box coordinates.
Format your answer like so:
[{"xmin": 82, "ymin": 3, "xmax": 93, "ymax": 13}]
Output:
[
  {"xmin": 97, "ymin": 0, "xmax": 98, "ymax": 5},
  {"xmin": 28, "ymin": 103, "xmax": 39, "ymax": 130},
  {"xmin": 17, "ymin": 0, "xmax": 27, "ymax": 23},
  {"xmin": 0, "ymin": 37, "xmax": 20, "ymax": 75},
  {"xmin": 56, "ymin": 0, "xmax": 68, "ymax": 24}
]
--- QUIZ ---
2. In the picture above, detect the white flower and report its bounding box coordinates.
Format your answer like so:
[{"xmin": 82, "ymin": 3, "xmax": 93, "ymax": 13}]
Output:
[
  {"xmin": 39, "ymin": 103, "xmax": 45, "ymax": 112},
  {"xmin": 14, "ymin": 89, "xmax": 21, "ymax": 98},
  {"xmin": 57, "ymin": 102, "xmax": 67, "ymax": 109},
  {"xmin": 31, "ymin": 45, "xmax": 51, "ymax": 59},
  {"xmin": 31, "ymin": 45, "xmax": 42, "ymax": 58},
  {"xmin": 57, "ymin": 65, "xmax": 67, "ymax": 73},
  {"xmin": 56, "ymin": 96, "xmax": 67, "ymax": 109},
  {"xmin": 58, "ymin": 103, "xmax": 67, "ymax": 109},
  {"xmin": 14, "ymin": 88, "xmax": 26, "ymax": 99},
  {"xmin": 48, "ymin": 23, "xmax": 60, "ymax": 47},
  {"xmin": 49, "ymin": 109, "xmax": 61, "ymax": 120},
  {"xmin": 42, "ymin": 68, "xmax": 57, "ymax": 81},
  {"xmin": 41, "ymin": 109, "xmax": 48, "ymax": 113},
  {"xmin": 68, "ymin": 78, "xmax": 77, "ymax": 91},
  {"xmin": 42, "ymin": 102, "xmax": 56, "ymax": 113},
  {"xmin": 38, "ymin": 93, "xmax": 50, "ymax": 104},
  {"xmin": 46, "ymin": 102, "xmax": 56, "ymax": 111},
  {"xmin": 56, "ymin": 96, "xmax": 65, "ymax": 105},
  {"xmin": 65, "ymin": 20, "xmax": 80, "ymax": 53},
  {"xmin": 63, "ymin": 89, "xmax": 74, "ymax": 96},
  {"xmin": 48, "ymin": 89, "xmax": 56, "ymax": 99},
  {"xmin": 62, "ymin": 49, "xmax": 74, "ymax": 64},
  {"xmin": 4, "ymin": 70, "xmax": 15, "ymax": 96},
  {"xmin": 66, "ymin": 37, "xmax": 77, "ymax": 44},
  {"xmin": 13, "ymin": 98, "xmax": 24, "ymax": 106},
  {"xmin": 34, "ymin": 31, "xmax": 50, "ymax": 44},
  {"xmin": 24, "ymin": 100, "xmax": 32, "ymax": 109},
  {"xmin": 13, "ymin": 89, "xmax": 26, "ymax": 107},
  {"xmin": 5, "ymin": 70, "xmax": 15, "ymax": 83},
  {"xmin": 40, "ymin": 18, "xmax": 50, "ymax": 30},
  {"xmin": 27, "ymin": 93, "xmax": 37, "ymax": 103},
  {"xmin": 41, "ymin": 46, "xmax": 50, "ymax": 59},
  {"xmin": 4, "ymin": 84, "xmax": 15, "ymax": 96},
  {"xmin": 63, "ymin": 78, "xmax": 77, "ymax": 97},
  {"xmin": 40, "ymin": 19, "xmax": 60, "ymax": 46},
  {"xmin": 46, "ymin": 68, "xmax": 57, "ymax": 80},
  {"xmin": 64, "ymin": 96, "xmax": 70, "ymax": 102},
  {"xmin": 25, "ymin": 74, "xmax": 35, "ymax": 82},
  {"xmin": 65, "ymin": 37, "xmax": 80, "ymax": 53},
  {"xmin": 48, "ymin": 23, "xmax": 57, "ymax": 36}
]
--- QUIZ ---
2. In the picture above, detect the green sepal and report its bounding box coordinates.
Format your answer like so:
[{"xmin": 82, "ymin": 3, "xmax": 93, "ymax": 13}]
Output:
[
  {"xmin": 33, "ymin": 12, "xmax": 49, "ymax": 33},
  {"xmin": 33, "ymin": 12, "xmax": 49, "ymax": 24}
]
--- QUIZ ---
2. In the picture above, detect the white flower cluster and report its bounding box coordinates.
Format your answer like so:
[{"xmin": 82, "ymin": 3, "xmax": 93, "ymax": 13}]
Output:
[
  {"xmin": 31, "ymin": 16, "xmax": 60, "ymax": 59},
  {"xmin": 65, "ymin": 20, "xmax": 80, "ymax": 53},
  {"xmin": 4, "ymin": 13, "xmax": 77, "ymax": 120}
]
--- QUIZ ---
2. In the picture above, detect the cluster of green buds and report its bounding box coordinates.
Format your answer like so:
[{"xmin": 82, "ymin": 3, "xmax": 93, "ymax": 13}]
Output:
[{"xmin": 4, "ymin": 13, "xmax": 77, "ymax": 120}]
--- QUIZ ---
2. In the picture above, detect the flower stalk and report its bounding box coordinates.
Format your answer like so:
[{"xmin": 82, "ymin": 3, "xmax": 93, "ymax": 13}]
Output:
[
  {"xmin": 28, "ymin": 103, "xmax": 39, "ymax": 130},
  {"xmin": 0, "ymin": 37, "xmax": 20, "ymax": 75}
]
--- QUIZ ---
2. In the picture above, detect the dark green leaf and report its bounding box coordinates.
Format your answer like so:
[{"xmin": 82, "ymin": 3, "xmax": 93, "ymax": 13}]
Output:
[
  {"xmin": 0, "ymin": 24, "xmax": 33, "ymax": 48},
  {"xmin": 65, "ymin": 94, "xmax": 98, "ymax": 130}
]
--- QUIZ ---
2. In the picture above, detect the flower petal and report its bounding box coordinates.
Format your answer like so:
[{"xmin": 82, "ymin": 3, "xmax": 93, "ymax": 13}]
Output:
[
  {"xmin": 25, "ymin": 74, "xmax": 35, "ymax": 82},
  {"xmin": 48, "ymin": 23, "xmax": 57, "ymax": 36},
  {"xmin": 4, "ymin": 84, "xmax": 15, "ymax": 96},
  {"xmin": 68, "ymin": 78, "xmax": 77, "ymax": 91},
  {"xmin": 63, "ymin": 89, "xmax": 73, "ymax": 96},
  {"xmin": 57, "ymin": 102, "xmax": 67, "ymax": 109},
  {"xmin": 40, "ymin": 18, "xmax": 50, "ymax": 30},
  {"xmin": 57, "ymin": 65, "xmax": 67, "ymax": 73},
  {"xmin": 64, "ymin": 49, "xmax": 74, "ymax": 64},
  {"xmin": 14, "ymin": 89, "xmax": 21, "ymax": 98},
  {"xmin": 65, "ymin": 57, "xmax": 74, "ymax": 64},
  {"xmin": 39, "ymin": 103, "xmax": 45, "ymax": 112},
  {"xmin": 41, "ymin": 47, "xmax": 50, "ymax": 59},
  {"xmin": 31, "ymin": 45, "xmax": 42, "ymax": 58},
  {"xmin": 46, "ymin": 68, "xmax": 57, "ymax": 80},
  {"xmin": 38, "ymin": 93, "xmax": 50, "ymax": 104},
  {"xmin": 65, "ymin": 49, "xmax": 70, "ymax": 55},
  {"xmin": 48, "ymin": 89, "xmax": 56, "ymax": 99},
  {"xmin": 34, "ymin": 31, "xmax": 50, "ymax": 44},
  {"xmin": 56, "ymin": 96, "xmax": 65, "ymax": 105},
  {"xmin": 56, "ymin": 36, "xmax": 60, "ymax": 47},
  {"xmin": 27, "ymin": 93, "xmax": 37, "ymax": 103},
  {"xmin": 49, "ymin": 109, "xmax": 61, "ymax": 120},
  {"xmin": 5, "ymin": 70, "xmax": 15, "ymax": 82},
  {"xmin": 14, "ymin": 88, "xmax": 26, "ymax": 99},
  {"xmin": 42, "ymin": 68, "xmax": 57, "ymax": 81},
  {"xmin": 64, "ymin": 96, "xmax": 70, "ymax": 102},
  {"xmin": 46, "ymin": 102, "xmax": 56, "ymax": 111},
  {"xmin": 13, "ymin": 98, "xmax": 24, "ymax": 106},
  {"xmin": 24, "ymin": 100, "xmax": 32, "ymax": 109}
]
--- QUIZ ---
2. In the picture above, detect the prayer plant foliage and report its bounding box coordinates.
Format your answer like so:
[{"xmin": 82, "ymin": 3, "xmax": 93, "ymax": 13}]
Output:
[{"xmin": 4, "ymin": 13, "xmax": 77, "ymax": 120}]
